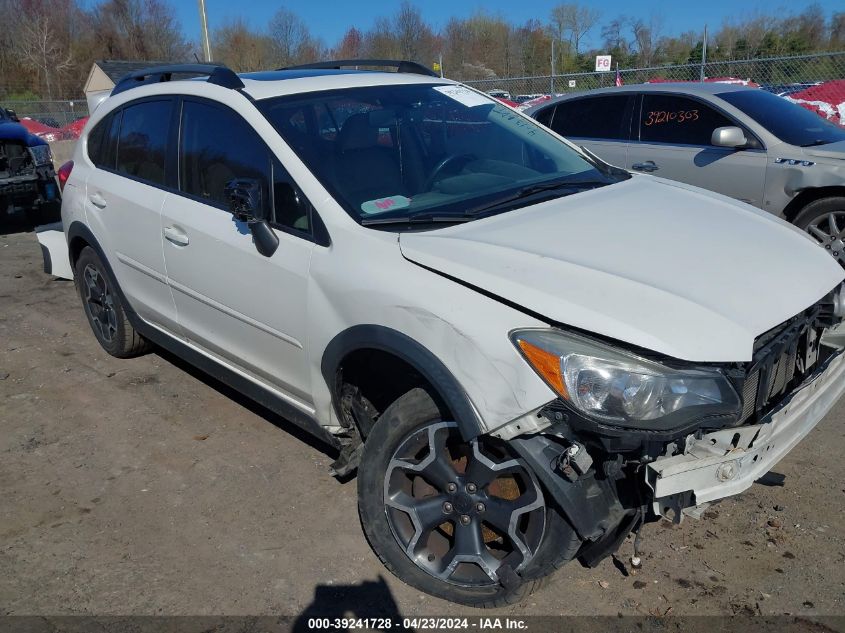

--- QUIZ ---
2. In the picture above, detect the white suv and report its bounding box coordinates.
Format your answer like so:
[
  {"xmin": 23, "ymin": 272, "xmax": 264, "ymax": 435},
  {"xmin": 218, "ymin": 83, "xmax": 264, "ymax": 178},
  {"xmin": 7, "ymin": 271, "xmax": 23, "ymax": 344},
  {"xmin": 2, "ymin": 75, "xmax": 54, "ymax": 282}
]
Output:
[{"xmin": 47, "ymin": 61, "xmax": 845, "ymax": 607}]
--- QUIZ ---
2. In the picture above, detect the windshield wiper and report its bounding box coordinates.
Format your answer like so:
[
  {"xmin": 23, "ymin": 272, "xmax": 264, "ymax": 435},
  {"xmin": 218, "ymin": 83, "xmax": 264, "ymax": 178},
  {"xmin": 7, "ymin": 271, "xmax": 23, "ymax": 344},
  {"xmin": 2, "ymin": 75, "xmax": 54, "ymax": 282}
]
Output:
[
  {"xmin": 360, "ymin": 178, "xmax": 611, "ymax": 226},
  {"xmin": 360, "ymin": 213, "xmax": 475, "ymax": 226},
  {"xmin": 462, "ymin": 178, "xmax": 606, "ymax": 217}
]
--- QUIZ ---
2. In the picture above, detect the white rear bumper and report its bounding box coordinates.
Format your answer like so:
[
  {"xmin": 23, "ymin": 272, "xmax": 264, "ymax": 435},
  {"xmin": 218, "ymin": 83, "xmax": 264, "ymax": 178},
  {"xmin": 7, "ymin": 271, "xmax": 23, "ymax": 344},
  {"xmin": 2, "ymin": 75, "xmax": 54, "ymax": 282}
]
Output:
[
  {"xmin": 35, "ymin": 222, "xmax": 73, "ymax": 280},
  {"xmin": 646, "ymin": 346, "xmax": 845, "ymax": 520}
]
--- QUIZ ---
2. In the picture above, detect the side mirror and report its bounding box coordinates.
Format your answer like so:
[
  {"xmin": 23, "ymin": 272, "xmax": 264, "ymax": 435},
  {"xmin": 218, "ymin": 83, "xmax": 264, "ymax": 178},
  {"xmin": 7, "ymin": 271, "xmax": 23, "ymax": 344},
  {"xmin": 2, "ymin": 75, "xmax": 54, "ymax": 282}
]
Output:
[
  {"xmin": 711, "ymin": 126, "xmax": 747, "ymax": 149},
  {"xmin": 5, "ymin": 109, "xmax": 19, "ymax": 122},
  {"xmin": 224, "ymin": 178, "xmax": 279, "ymax": 257}
]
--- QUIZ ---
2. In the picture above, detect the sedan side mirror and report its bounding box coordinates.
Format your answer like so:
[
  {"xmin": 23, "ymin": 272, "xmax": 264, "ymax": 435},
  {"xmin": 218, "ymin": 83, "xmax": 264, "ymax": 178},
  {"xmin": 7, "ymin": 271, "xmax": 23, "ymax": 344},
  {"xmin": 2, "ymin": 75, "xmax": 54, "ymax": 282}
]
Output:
[
  {"xmin": 711, "ymin": 126, "xmax": 747, "ymax": 149},
  {"xmin": 224, "ymin": 178, "xmax": 279, "ymax": 257}
]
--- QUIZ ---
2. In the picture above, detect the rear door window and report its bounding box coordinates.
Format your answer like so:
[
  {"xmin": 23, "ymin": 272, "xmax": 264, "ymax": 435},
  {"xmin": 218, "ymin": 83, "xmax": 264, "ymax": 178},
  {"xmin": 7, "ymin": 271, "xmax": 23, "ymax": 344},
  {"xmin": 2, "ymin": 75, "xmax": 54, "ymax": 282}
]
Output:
[
  {"xmin": 115, "ymin": 100, "xmax": 172, "ymax": 185},
  {"xmin": 638, "ymin": 94, "xmax": 734, "ymax": 146},
  {"xmin": 87, "ymin": 112, "xmax": 121, "ymax": 169},
  {"xmin": 551, "ymin": 96, "xmax": 632, "ymax": 140}
]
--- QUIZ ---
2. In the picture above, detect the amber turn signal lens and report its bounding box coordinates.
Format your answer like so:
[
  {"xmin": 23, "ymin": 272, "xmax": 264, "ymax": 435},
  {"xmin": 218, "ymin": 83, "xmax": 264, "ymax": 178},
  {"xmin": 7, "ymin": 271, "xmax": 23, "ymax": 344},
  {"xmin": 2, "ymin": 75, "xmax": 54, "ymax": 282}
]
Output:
[{"xmin": 517, "ymin": 339, "xmax": 569, "ymax": 399}]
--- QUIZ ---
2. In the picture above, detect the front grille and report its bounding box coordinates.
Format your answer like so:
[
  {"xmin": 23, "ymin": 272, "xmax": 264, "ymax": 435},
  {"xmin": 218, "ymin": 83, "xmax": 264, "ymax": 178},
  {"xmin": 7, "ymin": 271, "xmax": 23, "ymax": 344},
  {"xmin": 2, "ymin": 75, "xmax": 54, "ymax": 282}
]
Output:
[
  {"xmin": 736, "ymin": 309, "xmax": 821, "ymax": 424},
  {"xmin": 740, "ymin": 371, "xmax": 760, "ymax": 421}
]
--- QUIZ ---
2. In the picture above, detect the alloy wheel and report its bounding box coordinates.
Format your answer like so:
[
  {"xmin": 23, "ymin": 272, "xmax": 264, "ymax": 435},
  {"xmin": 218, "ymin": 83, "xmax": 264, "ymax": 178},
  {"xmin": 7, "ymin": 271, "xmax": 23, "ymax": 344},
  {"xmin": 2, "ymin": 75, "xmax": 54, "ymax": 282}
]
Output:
[
  {"xmin": 806, "ymin": 211, "xmax": 845, "ymax": 266},
  {"xmin": 82, "ymin": 264, "xmax": 117, "ymax": 343},
  {"xmin": 383, "ymin": 421, "xmax": 546, "ymax": 586}
]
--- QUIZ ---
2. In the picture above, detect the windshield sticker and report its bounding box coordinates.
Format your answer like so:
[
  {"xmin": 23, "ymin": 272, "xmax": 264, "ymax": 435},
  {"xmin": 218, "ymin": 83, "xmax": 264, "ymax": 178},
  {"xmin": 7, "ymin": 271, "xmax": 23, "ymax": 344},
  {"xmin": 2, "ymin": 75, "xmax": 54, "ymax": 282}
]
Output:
[
  {"xmin": 361, "ymin": 195, "xmax": 412, "ymax": 215},
  {"xmin": 433, "ymin": 85, "xmax": 492, "ymax": 108}
]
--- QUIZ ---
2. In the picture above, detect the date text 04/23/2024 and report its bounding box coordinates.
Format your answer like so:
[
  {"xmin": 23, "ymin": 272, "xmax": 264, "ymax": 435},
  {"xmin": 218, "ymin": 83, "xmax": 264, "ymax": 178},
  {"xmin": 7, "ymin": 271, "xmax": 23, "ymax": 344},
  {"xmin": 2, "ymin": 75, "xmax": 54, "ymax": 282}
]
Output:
[{"xmin": 306, "ymin": 617, "xmax": 528, "ymax": 630}]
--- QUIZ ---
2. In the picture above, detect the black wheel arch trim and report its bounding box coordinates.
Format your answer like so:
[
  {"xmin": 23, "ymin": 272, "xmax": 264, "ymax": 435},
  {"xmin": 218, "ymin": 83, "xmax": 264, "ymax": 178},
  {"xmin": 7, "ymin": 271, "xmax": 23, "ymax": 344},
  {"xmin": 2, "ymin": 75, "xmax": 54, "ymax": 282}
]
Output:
[
  {"xmin": 321, "ymin": 324, "xmax": 484, "ymax": 440},
  {"xmin": 67, "ymin": 220, "xmax": 138, "ymax": 316},
  {"xmin": 65, "ymin": 220, "xmax": 339, "ymax": 449}
]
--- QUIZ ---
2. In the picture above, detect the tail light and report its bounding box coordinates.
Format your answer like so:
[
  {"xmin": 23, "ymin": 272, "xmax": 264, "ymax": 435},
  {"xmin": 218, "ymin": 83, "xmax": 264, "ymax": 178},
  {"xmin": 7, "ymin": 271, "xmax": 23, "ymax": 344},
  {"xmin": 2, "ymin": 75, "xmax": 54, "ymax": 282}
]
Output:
[{"xmin": 57, "ymin": 160, "xmax": 74, "ymax": 192}]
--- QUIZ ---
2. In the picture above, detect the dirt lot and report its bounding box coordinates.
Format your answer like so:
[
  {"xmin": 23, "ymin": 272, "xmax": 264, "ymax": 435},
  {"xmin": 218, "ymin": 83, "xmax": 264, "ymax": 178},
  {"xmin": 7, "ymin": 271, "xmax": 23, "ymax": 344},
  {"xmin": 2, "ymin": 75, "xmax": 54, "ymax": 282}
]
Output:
[{"xmin": 1, "ymin": 226, "xmax": 845, "ymax": 621}]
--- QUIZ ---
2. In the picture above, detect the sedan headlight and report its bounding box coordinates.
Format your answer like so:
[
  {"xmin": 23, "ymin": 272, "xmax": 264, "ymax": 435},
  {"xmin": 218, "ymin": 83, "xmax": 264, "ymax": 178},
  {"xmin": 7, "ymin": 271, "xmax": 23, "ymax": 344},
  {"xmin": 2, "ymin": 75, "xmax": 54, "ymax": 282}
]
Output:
[
  {"xmin": 29, "ymin": 145, "xmax": 52, "ymax": 166},
  {"xmin": 511, "ymin": 329, "xmax": 740, "ymax": 429}
]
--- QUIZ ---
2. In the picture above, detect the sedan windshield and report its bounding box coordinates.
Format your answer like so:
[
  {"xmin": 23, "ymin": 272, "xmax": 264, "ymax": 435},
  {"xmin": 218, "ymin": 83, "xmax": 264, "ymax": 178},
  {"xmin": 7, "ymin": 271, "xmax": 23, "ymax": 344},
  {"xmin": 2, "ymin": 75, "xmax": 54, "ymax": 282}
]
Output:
[
  {"xmin": 258, "ymin": 83, "xmax": 627, "ymax": 225},
  {"xmin": 718, "ymin": 89, "xmax": 845, "ymax": 147}
]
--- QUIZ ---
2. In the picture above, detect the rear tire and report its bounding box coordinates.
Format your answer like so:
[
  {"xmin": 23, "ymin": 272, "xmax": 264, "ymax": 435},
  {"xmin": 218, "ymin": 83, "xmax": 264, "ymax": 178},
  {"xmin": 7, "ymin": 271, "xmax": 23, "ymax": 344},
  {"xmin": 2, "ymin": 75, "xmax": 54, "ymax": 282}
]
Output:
[
  {"xmin": 358, "ymin": 388, "xmax": 581, "ymax": 608},
  {"xmin": 793, "ymin": 197, "xmax": 845, "ymax": 267},
  {"xmin": 75, "ymin": 246, "xmax": 150, "ymax": 358}
]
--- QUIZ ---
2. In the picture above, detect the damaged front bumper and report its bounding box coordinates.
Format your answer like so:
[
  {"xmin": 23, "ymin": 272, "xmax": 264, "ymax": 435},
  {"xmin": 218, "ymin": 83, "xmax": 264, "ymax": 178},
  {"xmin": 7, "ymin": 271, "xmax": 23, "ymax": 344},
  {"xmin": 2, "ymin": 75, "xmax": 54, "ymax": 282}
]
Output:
[{"xmin": 646, "ymin": 345, "xmax": 845, "ymax": 521}]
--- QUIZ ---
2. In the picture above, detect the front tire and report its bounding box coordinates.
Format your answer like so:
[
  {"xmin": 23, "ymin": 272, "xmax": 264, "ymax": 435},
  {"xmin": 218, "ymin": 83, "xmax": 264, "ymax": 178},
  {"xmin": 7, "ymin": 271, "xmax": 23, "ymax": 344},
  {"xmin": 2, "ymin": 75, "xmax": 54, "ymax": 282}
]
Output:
[
  {"xmin": 793, "ymin": 197, "xmax": 845, "ymax": 267},
  {"xmin": 75, "ymin": 246, "xmax": 150, "ymax": 358},
  {"xmin": 358, "ymin": 388, "xmax": 580, "ymax": 607}
]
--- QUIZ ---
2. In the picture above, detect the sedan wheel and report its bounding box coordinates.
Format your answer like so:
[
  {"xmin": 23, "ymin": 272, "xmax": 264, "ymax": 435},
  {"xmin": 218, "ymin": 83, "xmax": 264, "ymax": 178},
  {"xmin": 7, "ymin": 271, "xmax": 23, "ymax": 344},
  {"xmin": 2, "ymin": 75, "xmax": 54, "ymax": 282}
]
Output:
[
  {"xmin": 794, "ymin": 197, "xmax": 845, "ymax": 268},
  {"xmin": 806, "ymin": 211, "xmax": 845, "ymax": 266}
]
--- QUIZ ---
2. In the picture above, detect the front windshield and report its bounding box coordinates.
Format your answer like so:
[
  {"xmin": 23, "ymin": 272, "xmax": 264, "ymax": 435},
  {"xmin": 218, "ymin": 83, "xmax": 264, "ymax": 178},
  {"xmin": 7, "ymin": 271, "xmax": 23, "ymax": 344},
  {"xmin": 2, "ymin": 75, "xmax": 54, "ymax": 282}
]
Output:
[
  {"xmin": 718, "ymin": 89, "xmax": 845, "ymax": 147},
  {"xmin": 259, "ymin": 83, "xmax": 627, "ymax": 224}
]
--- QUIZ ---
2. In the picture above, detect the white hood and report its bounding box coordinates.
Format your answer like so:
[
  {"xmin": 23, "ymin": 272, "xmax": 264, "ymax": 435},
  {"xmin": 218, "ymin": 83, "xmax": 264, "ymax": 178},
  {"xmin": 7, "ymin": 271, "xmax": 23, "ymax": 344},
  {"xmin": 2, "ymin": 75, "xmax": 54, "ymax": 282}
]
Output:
[{"xmin": 400, "ymin": 177, "xmax": 844, "ymax": 362}]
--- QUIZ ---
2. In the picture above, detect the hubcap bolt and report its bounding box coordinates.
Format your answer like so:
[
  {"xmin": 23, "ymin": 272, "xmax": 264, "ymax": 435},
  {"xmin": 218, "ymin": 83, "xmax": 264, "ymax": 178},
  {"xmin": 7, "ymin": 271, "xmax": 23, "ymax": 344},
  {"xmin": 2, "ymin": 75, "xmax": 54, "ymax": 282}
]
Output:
[
  {"xmin": 447, "ymin": 483, "xmax": 457, "ymax": 493},
  {"xmin": 826, "ymin": 245, "xmax": 832, "ymax": 249},
  {"xmin": 460, "ymin": 515, "xmax": 471, "ymax": 526},
  {"xmin": 443, "ymin": 502, "xmax": 453, "ymax": 514},
  {"xmin": 466, "ymin": 483, "xmax": 477, "ymax": 493},
  {"xmin": 476, "ymin": 502, "xmax": 485, "ymax": 513}
]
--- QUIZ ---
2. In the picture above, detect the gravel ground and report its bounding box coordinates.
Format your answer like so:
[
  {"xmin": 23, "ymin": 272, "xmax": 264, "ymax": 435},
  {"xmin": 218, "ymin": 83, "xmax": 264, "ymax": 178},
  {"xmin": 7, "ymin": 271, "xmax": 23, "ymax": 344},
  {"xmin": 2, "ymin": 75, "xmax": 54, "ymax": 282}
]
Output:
[{"xmin": 1, "ymin": 226, "xmax": 844, "ymax": 622}]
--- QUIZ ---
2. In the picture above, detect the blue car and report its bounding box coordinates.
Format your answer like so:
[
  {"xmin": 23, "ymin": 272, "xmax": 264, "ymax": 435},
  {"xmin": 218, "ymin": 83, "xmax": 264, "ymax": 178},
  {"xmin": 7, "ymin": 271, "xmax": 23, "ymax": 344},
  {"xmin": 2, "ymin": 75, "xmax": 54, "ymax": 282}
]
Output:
[{"xmin": 1, "ymin": 107, "xmax": 60, "ymax": 223}]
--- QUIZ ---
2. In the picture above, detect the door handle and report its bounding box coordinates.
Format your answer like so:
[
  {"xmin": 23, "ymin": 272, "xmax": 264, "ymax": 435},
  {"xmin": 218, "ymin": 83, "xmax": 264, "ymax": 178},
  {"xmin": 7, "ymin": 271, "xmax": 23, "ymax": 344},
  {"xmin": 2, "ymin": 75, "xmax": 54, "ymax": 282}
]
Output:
[
  {"xmin": 88, "ymin": 192, "xmax": 107, "ymax": 208},
  {"xmin": 163, "ymin": 225, "xmax": 190, "ymax": 246},
  {"xmin": 631, "ymin": 161, "xmax": 659, "ymax": 172}
]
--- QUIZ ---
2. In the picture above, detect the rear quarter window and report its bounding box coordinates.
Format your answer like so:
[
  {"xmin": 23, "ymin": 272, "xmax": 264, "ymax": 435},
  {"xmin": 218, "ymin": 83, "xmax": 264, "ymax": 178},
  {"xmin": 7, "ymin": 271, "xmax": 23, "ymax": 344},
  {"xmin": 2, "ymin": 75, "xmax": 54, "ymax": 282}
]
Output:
[
  {"xmin": 533, "ymin": 105, "xmax": 554, "ymax": 128},
  {"xmin": 86, "ymin": 113, "xmax": 120, "ymax": 169},
  {"xmin": 551, "ymin": 96, "xmax": 631, "ymax": 140}
]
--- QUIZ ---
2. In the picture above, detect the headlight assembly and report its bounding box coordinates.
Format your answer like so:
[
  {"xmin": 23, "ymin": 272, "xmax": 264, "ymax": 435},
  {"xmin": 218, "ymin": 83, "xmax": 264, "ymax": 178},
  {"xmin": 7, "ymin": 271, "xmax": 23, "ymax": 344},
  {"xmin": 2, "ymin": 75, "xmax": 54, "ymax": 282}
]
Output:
[
  {"xmin": 29, "ymin": 145, "xmax": 52, "ymax": 166},
  {"xmin": 511, "ymin": 329, "xmax": 740, "ymax": 429}
]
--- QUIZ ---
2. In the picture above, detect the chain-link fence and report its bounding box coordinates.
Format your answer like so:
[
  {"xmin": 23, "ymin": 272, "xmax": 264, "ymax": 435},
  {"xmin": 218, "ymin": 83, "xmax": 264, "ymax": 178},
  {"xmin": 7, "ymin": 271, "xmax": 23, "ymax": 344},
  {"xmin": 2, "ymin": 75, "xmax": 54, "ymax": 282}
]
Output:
[
  {"xmin": 464, "ymin": 51, "xmax": 845, "ymax": 103},
  {"xmin": 2, "ymin": 51, "xmax": 843, "ymax": 137},
  {"xmin": 0, "ymin": 99, "xmax": 88, "ymax": 128}
]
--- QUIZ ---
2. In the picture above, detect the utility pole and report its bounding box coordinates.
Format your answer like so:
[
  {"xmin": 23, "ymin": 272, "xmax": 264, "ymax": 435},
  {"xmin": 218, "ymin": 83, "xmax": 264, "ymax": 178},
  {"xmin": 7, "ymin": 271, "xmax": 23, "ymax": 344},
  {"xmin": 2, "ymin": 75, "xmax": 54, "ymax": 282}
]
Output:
[
  {"xmin": 439, "ymin": 52, "xmax": 443, "ymax": 78},
  {"xmin": 700, "ymin": 24, "xmax": 708, "ymax": 82},
  {"xmin": 550, "ymin": 37, "xmax": 555, "ymax": 96},
  {"xmin": 198, "ymin": 0, "xmax": 212, "ymax": 62}
]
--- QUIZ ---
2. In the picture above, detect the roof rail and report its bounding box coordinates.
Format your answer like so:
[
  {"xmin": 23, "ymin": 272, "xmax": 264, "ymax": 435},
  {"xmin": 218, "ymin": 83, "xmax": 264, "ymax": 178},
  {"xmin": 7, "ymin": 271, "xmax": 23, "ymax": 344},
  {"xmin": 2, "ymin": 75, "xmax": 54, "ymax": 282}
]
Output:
[
  {"xmin": 280, "ymin": 59, "xmax": 439, "ymax": 78},
  {"xmin": 111, "ymin": 63, "xmax": 244, "ymax": 96}
]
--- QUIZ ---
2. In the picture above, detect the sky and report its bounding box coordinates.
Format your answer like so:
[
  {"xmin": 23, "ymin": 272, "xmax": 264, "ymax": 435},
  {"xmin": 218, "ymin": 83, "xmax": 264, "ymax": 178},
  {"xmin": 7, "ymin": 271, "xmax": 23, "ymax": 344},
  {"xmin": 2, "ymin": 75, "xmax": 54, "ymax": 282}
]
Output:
[{"xmin": 175, "ymin": 0, "xmax": 842, "ymax": 54}]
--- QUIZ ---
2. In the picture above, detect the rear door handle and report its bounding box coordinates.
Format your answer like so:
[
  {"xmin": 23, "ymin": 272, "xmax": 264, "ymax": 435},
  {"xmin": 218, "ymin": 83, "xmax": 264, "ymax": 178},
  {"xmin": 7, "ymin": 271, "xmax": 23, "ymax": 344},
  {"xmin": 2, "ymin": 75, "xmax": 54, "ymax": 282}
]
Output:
[
  {"xmin": 88, "ymin": 193, "xmax": 107, "ymax": 208},
  {"xmin": 631, "ymin": 161, "xmax": 659, "ymax": 172},
  {"xmin": 163, "ymin": 225, "xmax": 190, "ymax": 246}
]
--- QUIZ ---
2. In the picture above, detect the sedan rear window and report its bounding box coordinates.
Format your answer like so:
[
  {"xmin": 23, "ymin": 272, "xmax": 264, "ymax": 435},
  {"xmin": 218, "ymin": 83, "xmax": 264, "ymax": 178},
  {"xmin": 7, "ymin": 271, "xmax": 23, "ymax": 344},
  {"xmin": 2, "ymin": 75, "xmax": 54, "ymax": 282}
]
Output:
[
  {"xmin": 718, "ymin": 89, "xmax": 845, "ymax": 147},
  {"xmin": 639, "ymin": 94, "xmax": 734, "ymax": 146}
]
